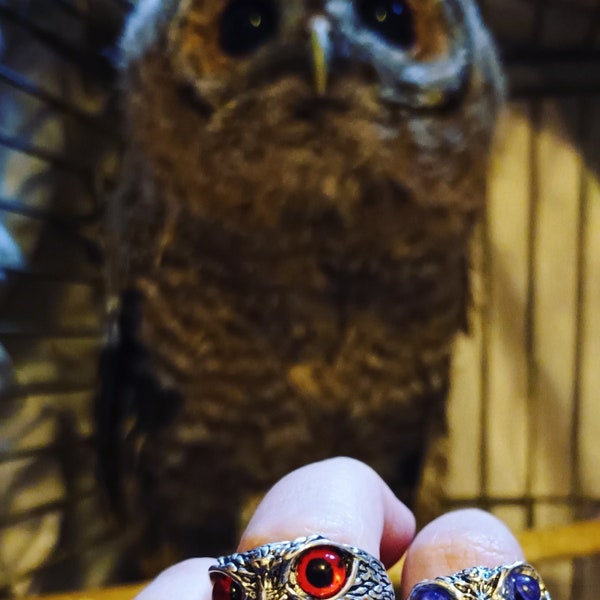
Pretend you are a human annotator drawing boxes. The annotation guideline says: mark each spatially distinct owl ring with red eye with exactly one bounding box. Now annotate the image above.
[209,535,394,600]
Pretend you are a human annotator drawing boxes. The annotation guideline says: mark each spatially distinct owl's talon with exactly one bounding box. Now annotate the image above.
[408,562,552,600]
[209,536,393,600]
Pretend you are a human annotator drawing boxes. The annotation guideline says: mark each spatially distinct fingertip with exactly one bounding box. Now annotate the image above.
[379,481,416,567]
[136,558,217,600]
[239,457,415,567]
[401,509,524,598]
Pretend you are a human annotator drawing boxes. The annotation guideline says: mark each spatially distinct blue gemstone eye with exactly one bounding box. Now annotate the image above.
[506,570,541,600]
[410,584,454,600]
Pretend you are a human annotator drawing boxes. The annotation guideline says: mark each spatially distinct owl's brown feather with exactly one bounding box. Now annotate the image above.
[99,0,504,567]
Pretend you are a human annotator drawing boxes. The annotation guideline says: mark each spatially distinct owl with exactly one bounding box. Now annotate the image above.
[209,535,394,600]
[96,0,504,569]
[409,563,551,600]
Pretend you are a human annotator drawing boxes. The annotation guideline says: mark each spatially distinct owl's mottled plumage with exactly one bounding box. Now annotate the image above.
[97,0,503,566]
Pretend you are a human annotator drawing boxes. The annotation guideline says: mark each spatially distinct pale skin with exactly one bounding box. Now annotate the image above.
[136,457,525,600]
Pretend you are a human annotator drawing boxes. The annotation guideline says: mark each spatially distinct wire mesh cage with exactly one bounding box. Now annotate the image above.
[0,0,131,593]
[0,0,598,598]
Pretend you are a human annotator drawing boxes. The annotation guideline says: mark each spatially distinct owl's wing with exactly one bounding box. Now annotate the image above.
[94,288,183,520]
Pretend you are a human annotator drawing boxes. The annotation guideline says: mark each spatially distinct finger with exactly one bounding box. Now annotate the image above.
[401,509,525,599]
[135,558,216,600]
[238,456,415,568]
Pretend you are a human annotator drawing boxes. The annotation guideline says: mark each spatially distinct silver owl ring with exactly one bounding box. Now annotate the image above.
[408,562,552,600]
[209,535,394,600]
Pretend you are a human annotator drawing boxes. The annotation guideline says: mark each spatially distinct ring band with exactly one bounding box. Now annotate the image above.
[408,562,552,600]
[209,535,394,600]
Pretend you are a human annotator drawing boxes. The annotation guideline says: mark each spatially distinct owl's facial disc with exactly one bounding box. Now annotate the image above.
[326,0,473,109]
[166,0,490,113]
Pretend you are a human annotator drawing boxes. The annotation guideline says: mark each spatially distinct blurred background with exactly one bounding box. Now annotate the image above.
[0,0,598,598]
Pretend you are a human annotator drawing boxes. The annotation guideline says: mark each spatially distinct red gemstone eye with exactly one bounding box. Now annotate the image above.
[296,546,349,599]
[212,573,243,600]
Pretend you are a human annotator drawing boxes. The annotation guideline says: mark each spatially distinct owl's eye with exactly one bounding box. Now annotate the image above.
[219,0,278,57]
[505,568,541,600]
[355,0,416,49]
[409,584,454,600]
[212,573,244,600]
[295,546,349,599]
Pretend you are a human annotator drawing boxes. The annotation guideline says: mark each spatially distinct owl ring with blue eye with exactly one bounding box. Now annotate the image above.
[209,535,394,600]
[408,562,552,600]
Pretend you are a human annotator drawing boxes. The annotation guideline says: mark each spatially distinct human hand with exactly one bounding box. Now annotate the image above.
[135,457,529,600]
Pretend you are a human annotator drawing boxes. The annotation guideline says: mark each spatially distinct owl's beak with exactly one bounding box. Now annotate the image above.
[309,16,332,96]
